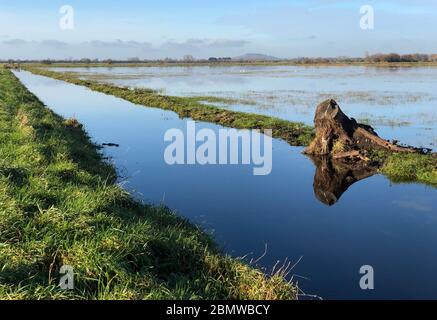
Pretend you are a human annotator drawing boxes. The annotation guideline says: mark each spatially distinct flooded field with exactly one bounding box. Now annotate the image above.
[15,70,437,300]
[50,65,437,150]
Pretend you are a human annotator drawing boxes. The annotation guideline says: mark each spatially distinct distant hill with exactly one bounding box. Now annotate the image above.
[232,53,281,61]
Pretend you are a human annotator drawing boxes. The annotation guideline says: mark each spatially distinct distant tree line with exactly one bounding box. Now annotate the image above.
[364,53,437,63]
[291,53,437,64]
[2,53,437,64]
[292,57,358,64]
[208,57,232,62]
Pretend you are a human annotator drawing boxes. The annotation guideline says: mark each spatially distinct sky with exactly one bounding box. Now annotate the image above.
[1,0,437,60]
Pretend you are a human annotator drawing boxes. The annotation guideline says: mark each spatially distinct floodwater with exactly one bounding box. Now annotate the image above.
[15,70,437,300]
[51,65,437,151]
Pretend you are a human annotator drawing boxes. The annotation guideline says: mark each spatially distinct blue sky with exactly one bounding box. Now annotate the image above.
[1,0,437,59]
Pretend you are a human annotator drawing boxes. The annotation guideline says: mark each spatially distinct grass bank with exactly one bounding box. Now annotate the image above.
[23,67,437,187]
[376,152,437,187]
[0,68,297,300]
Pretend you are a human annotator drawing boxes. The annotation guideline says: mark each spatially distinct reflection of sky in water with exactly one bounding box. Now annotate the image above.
[51,66,437,150]
[16,71,437,300]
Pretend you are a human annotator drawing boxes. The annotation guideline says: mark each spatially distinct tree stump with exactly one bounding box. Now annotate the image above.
[304,99,416,159]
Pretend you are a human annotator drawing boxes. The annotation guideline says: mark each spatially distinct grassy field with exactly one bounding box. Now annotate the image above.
[0,68,298,300]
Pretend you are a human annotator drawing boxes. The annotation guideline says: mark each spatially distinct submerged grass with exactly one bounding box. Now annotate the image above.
[0,68,297,300]
[22,67,437,188]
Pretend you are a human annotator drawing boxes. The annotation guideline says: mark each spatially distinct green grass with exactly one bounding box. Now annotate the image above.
[367,150,437,187]
[0,68,297,300]
[381,153,437,187]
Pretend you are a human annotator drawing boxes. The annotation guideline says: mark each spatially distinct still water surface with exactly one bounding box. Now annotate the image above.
[16,70,437,299]
[51,65,437,151]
